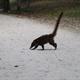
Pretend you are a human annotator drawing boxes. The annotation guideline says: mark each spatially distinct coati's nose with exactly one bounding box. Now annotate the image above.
[30,45,33,50]
[29,47,31,49]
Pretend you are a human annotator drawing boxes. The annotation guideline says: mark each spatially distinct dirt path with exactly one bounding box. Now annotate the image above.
[0,14,80,80]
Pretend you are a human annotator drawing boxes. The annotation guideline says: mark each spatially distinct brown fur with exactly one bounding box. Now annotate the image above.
[30,12,63,50]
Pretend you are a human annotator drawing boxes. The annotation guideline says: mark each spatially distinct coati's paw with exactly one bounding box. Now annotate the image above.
[54,43,57,50]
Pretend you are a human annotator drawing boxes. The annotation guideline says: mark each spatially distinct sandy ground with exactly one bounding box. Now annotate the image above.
[0,14,80,80]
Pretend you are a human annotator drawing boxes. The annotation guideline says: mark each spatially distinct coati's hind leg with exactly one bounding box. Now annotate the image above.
[49,39,57,50]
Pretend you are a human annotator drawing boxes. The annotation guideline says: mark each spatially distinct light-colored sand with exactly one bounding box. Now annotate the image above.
[0,14,80,80]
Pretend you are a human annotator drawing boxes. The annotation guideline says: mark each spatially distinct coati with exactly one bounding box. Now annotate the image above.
[30,12,63,50]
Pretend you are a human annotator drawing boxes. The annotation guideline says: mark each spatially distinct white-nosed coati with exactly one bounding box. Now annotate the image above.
[30,12,63,50]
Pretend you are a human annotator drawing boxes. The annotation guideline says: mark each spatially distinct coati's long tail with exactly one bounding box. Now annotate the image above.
[52,12,63,37]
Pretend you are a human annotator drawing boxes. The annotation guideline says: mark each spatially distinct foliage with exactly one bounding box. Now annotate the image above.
[0,0,80,18]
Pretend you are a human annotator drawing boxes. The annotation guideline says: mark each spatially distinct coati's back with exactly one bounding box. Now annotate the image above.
[32,34,50,44]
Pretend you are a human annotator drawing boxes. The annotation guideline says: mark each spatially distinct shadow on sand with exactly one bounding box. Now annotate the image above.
[36,48,56,51]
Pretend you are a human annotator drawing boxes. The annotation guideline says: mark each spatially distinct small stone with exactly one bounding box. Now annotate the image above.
[14,65,19,67]
[0,58,2,60]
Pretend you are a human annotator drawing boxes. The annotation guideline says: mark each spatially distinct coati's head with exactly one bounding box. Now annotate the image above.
[30,40,36,49]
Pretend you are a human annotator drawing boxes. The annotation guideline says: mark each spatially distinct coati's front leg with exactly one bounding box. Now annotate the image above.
[41,45,44,50]
[49,39,57,50]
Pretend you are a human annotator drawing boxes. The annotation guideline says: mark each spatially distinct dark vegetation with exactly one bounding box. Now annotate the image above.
[0,0,80,23]
[0,0,80,17]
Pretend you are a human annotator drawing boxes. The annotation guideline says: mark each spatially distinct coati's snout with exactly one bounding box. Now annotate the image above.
[30,41,36,49]
[30,45,32,49]
[30,43,34,49]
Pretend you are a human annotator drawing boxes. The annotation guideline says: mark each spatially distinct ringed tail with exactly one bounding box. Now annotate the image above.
[52,12,63,37]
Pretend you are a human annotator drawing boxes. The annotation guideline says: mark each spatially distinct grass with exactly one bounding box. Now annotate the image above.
[5,1,80,19]
[65,8,80,18]
[19,5,80,19]
[37,6,80,18]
